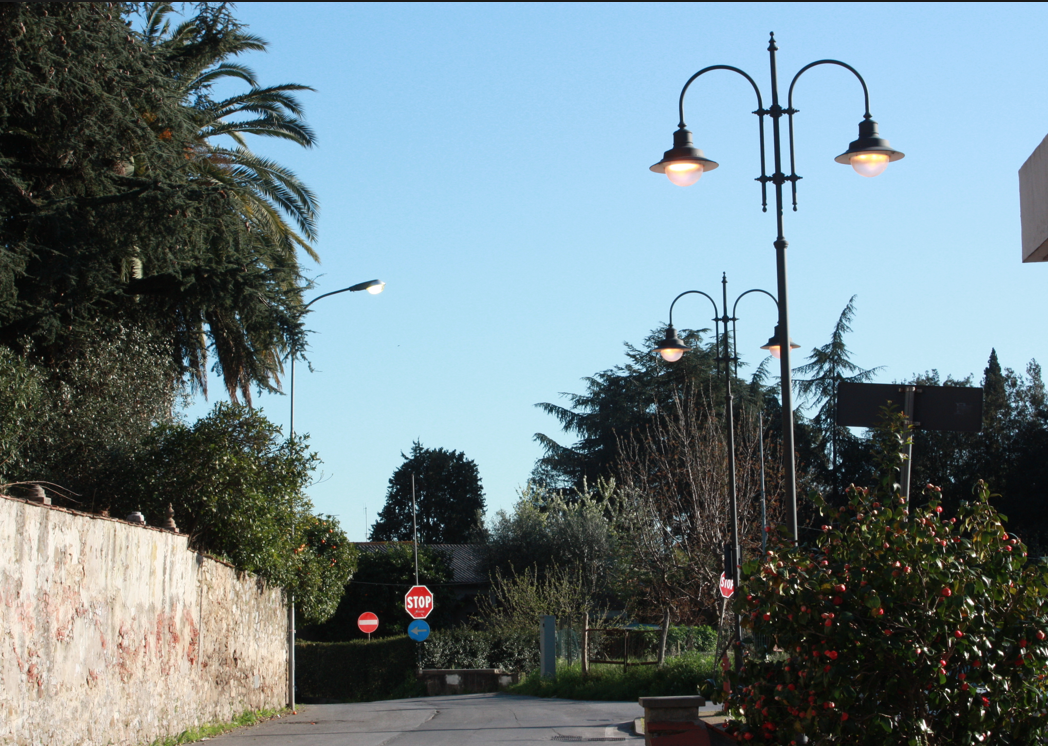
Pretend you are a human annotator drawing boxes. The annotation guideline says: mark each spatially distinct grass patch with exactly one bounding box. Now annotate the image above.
[146,707,288,745]
[508,651,720,701]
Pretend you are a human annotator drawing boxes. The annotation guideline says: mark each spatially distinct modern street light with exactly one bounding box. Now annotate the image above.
[286,277,384,710]
[653,272,785,672]
[650,32,903,541]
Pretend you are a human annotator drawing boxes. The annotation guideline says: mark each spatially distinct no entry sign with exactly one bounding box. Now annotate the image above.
[404,585,434,619]
[357,612,379,635]
[719,572,735,599]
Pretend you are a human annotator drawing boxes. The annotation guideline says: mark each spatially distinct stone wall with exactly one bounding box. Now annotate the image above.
[0,495,288,746]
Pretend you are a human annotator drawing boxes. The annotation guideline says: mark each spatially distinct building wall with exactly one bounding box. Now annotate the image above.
[1019,131,1048,262]
[0,495,288,746]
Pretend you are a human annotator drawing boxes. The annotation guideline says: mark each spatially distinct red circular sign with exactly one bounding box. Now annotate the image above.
[404,585,434,619]
[357,612,379,634]
[719,573,735,599]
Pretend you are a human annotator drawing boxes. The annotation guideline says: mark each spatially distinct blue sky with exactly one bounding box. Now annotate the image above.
[183,2,1048,539]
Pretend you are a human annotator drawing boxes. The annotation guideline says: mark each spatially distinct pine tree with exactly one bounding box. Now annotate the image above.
[370,442,486,544]
[793,296,882,501]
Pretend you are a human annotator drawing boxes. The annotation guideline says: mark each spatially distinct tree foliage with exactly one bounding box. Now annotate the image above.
[486,479,619,603]
[0,2,316,402]
[111,402,355,623]
[726,412,1048,745]
[534,326,770,490]
[370,441,486,544]
[298,542,459,640]
[793,296,881,500]
[0,325,182,500]
[616,385,784,626]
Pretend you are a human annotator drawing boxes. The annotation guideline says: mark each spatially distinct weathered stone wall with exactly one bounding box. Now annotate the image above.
[0,495,288,746]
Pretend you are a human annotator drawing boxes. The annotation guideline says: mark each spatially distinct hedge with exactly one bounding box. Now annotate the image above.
[295,637,422,703]
[295,629,541,703]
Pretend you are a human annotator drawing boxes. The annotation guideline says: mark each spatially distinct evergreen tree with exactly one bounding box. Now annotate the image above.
[533,326,730,490]
[793,296,882,501]
[370,441,486,544]
[0,3,316,403]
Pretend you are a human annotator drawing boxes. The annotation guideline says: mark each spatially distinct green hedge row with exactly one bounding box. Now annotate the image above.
[295,637,423,703]
[295,629,542,703]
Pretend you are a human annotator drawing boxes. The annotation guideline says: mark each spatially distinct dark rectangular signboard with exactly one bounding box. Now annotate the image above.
[836,381,983,433]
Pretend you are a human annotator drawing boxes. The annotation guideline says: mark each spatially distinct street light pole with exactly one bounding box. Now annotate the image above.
[650,33,904,541]
[654,273,781,673]
[286,278,384,711]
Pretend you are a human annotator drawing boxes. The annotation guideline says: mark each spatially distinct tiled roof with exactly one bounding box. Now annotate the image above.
[354,542,489,585]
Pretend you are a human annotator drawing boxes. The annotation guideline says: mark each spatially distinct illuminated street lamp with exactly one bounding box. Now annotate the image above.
[650,33,903,541]
[653,273,782,673]
[287,278,384,710]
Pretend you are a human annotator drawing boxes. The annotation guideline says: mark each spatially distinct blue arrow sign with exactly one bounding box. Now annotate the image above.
[408,619,431,642]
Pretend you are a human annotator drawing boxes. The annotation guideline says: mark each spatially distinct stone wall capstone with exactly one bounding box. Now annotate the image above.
[0,494,288,746]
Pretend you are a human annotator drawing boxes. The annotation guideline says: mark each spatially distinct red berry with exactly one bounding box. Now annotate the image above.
[1037,631,1046,641]
[942,588,952,597]
[955,630,964,638]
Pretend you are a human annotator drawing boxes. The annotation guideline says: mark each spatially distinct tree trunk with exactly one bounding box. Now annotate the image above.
[657,608,671,666]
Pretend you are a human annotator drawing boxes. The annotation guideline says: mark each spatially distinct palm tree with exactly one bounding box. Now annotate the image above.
[134,3,320,402]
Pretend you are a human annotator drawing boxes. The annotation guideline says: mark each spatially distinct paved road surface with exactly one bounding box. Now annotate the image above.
[210,694,645,745]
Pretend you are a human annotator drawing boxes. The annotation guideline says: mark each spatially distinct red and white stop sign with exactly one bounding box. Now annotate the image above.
[719,572,735,599]
[357,612,379,634]
[404,585,434,619]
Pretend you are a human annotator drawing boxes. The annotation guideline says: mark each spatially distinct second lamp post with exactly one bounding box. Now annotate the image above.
[654,273,793,672]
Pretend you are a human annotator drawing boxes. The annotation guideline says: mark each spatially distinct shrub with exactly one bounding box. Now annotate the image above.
[115,403,356,623]
[510,651,719,701]
[419,628,538,672]
[725,414,1048,745]
[295,638,423,702]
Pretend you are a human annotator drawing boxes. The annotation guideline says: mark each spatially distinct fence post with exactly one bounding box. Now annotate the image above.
[540,615,556,678]
[581,612,589,676]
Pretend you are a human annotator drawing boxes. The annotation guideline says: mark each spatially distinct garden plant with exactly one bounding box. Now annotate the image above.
[725,413,1048,745]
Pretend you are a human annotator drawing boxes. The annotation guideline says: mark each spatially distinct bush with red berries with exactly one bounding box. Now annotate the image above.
[724,415,1048,745]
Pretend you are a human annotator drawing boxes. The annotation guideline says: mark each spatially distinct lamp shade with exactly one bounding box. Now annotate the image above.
[834,118,904,177]
[760,324,800,360]
[654,325,689,362]
[650,128,719,186]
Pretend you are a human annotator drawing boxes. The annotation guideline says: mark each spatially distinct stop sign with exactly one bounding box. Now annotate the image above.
[719,572,735,599]
[357,612,379,634]
[404,585,434,619]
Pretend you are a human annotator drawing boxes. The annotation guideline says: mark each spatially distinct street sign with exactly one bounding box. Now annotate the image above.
[837,382,983,432]
[357,612,379,636]
[408,619,431,642]
[719,572,735,599]
[404,585,434,619]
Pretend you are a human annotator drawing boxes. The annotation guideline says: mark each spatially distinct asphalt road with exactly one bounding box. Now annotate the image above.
[210,694,645,745]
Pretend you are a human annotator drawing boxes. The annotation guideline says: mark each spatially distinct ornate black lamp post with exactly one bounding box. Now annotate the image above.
[654,273,790,671]
[286,277,384,710]
[650,33,903,541]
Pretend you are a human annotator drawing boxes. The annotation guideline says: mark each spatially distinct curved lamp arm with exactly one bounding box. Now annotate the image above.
[666,288,718,328]
[675,66,768,208]
[787,59,872,119]
[304,279,385,310]
[730,288,779,377]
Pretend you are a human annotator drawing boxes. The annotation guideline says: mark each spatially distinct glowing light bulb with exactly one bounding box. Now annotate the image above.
[850,152,890,178]
[366,282,386,295]
[766,345,782,360]
[665,162,703,187]
[658,348,685,363]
